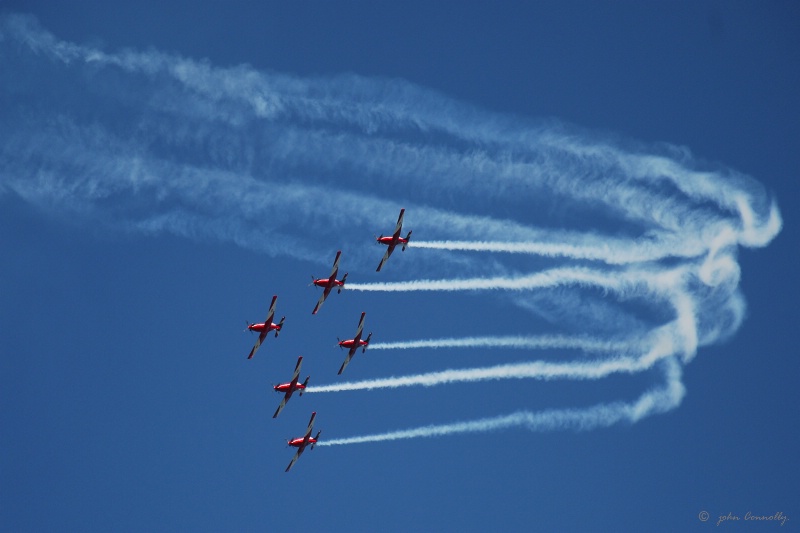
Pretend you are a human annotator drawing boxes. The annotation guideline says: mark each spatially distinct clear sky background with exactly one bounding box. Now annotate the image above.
[1,2,797,531]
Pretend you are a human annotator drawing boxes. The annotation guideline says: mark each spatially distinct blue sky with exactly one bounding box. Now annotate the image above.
[1,2,797,531]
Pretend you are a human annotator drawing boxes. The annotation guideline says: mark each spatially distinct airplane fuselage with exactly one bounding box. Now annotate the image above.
[377,235,409,246]
[248,322,281,333]
[274,382,306,393]
[288,437,317,448]
[313,278,344,288]
[338,339,368,350]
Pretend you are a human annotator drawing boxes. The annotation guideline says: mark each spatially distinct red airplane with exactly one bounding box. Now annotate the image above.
[273,356,309,418]
[311,250,348,314]
[376,208,412,272]
[337,311,372,375]
[246,295,285,359]
[285,412,321,472]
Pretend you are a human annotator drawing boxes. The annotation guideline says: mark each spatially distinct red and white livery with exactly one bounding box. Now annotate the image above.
[376,208,412,272]
[311,250,348,314]
[285,412,321,472]
[245,295,285,359]
[336,311,372,375]
[272,356,309,418]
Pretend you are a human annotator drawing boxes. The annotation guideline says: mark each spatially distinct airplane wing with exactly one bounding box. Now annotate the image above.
[303,412,317,438]
[329,250,342,279]
[312,286,332,315]
[285,447,304,472]
[392,208,405,238]
[273,394,290,419]
[264,295,278,325]
[376,244,395,272]
[290,356,303,383]
[354,312,365,340]
[247,329,269,359]
[338,351,355,375]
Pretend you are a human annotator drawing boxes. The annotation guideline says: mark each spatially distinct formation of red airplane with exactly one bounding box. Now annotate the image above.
[285,411,321,472]
[337,312,372,375]
[273,356,309,418]
[241,209,410,471]
[311,250,348,315]
[245,295,285,359]
[376,208,412,272]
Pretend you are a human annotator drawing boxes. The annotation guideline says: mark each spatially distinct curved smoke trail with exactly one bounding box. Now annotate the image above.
[0,14,781,444]
[319,357,687,446]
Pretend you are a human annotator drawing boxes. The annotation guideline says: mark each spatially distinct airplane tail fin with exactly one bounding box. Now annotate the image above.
[275,316,286,337]
[338,272,348,293]
[299,376,310,395]
[311,430,322,450]
[363,332,372,353]
[402,230,413,251]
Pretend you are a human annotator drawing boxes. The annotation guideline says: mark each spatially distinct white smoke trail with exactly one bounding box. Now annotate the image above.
[308,341,674,393]
[0,14,781,268]
[369,334,635,353]
[0,15,781,445]
[319,356,685,446]
[346,264,689,297]
[308,309,684,394]
[409,238,707,265]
